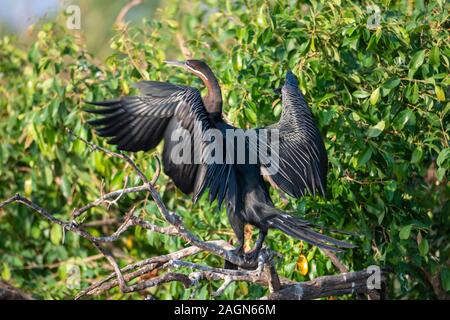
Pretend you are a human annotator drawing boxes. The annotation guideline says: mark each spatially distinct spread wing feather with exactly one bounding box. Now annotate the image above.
[86,81,212,194]
[260,71,328,198]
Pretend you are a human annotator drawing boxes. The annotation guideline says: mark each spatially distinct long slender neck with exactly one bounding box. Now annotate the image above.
[195,68,222,115]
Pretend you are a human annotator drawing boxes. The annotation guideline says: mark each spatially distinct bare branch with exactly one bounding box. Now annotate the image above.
[76,240,229,299]
[0,281,34,300]
[176,33,192,59]
[115,0,143,28]
[0,129,387,300]
[322,249,348,273]
[262,268,390,300]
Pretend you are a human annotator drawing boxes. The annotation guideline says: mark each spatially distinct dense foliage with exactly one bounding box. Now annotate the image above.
[0,0,449,299]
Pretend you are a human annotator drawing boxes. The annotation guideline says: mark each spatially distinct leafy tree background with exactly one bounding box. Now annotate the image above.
[0,0,449,299]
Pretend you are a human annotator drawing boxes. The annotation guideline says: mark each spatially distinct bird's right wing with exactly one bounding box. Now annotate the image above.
[86,81,213,194]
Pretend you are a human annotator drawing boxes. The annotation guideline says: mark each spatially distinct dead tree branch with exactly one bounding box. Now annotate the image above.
[262,268,389,300]
[0,129,388,300]
[0,281,34,300]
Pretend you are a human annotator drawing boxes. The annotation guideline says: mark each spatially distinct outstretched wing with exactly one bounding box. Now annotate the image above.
[86,81,212,194]
[260,71,328,198]
[195,70,328,208]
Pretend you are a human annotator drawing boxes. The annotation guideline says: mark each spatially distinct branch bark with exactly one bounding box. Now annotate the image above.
[262,268,388,300]
[0,281,34,300]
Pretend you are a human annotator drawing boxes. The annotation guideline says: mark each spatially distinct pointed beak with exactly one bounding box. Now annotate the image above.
[164,60,186,68]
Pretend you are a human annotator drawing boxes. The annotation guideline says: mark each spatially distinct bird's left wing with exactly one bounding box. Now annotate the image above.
[256,71,328,198]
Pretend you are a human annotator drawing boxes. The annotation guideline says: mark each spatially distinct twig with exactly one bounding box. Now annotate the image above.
[176,33,192,59]
[115,0,143,28]
[322,249,348,273]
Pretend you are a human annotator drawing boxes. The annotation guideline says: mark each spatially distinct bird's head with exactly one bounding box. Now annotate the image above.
[164,59,213,84]
[164,59,222,113]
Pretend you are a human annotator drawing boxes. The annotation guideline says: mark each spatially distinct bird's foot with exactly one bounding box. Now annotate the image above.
[223,260,238,270]
[223,247,244,270]
[244,249,261,264]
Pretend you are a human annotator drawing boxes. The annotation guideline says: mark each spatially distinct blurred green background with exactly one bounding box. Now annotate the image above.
[0,0,449,299]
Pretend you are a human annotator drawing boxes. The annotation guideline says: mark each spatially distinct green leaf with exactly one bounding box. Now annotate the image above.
[408,83,419,104]
[244,107,257,123]
[317,93,336,104]
[384,180,397,201]
[50,224,62,245]
[429,46,440,67]
[408,50,425,77]
[441,268,450,292]
[399,225,412,240]
[436,168,446,181]
[61,175,71,198]
[367,120,385,138]
[370,87,380,105]
[353,90,370,98]
[418,238,429,256]
[411,147,423,164]
[383,77,400,89]
[437,148,450,167]
[395,109,416,129]
[358,147,373,166]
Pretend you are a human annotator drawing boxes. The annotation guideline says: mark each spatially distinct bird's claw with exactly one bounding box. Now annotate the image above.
[223,247,244,270]
[223,260,238,270]
[243,250,260,264]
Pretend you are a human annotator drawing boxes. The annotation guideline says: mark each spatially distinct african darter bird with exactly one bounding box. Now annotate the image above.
[86,60,354,267]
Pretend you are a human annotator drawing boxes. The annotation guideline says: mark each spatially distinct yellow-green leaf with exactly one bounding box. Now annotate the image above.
[24,178,32,196]
[370,87,380,105]
[367,120,385,138]
[1,263,11,281]
[50,224,62,245]
[435,85,445,101]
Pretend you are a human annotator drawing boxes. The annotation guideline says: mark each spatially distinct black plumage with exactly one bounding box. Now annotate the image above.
[86,60,354,265]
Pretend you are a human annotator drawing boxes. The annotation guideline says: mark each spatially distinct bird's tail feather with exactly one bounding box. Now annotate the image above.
[267,212,356,252]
